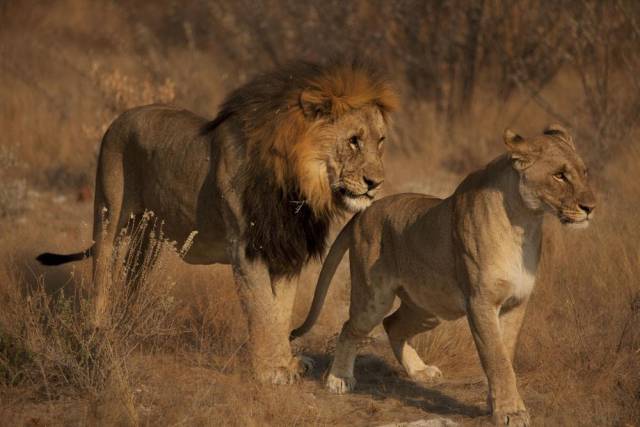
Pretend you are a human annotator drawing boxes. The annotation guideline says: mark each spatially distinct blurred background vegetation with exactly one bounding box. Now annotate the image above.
[0,1,639,425]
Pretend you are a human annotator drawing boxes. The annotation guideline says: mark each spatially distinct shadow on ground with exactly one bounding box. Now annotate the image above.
[303,351,486,420]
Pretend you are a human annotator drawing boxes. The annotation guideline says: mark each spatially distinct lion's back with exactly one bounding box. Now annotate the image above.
[95,105,220,243]
[103,104,209,153]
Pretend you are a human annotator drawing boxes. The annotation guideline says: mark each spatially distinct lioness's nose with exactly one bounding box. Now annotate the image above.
[363,176,383,191]
[579,202,595,215]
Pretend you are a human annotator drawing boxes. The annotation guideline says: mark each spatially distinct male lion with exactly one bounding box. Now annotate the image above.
[37,61,397,384]
[291,125,596,425]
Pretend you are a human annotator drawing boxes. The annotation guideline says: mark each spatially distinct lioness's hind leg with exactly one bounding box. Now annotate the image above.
[383,300,442,382]
[327,272,395,394]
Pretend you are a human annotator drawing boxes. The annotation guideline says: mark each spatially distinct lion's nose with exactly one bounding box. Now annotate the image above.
[579,202,595,215]
[363,176,383,191]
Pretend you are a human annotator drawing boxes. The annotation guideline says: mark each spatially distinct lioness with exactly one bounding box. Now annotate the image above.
[291,125,596,425]
[37,61,397,384]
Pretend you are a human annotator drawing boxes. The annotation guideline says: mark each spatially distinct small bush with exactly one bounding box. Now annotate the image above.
[0,212,193,403]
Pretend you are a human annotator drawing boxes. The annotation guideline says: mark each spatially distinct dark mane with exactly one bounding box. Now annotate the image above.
[241,163,331,278]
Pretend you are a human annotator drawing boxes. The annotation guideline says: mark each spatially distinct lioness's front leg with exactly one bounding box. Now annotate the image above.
[231,254,303,384]
[500,298,529,363]
[467,296,530,426]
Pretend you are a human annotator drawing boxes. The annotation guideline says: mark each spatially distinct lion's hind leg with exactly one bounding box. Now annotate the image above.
[91,136,126,327]
[383,298,443,382]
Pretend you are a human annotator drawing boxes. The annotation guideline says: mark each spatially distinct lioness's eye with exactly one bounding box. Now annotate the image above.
[378,136,386,148]
[553,172,568,182]
[348,135,359,149]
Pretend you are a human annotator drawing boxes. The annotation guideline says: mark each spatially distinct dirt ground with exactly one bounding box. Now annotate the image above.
[1,1,640,426]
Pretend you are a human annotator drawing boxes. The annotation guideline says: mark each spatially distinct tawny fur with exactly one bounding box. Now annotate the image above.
[292,125,596,426]
[37,60,397,385]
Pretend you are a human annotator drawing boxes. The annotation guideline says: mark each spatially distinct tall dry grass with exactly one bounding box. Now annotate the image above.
[0,213,197,423]
[0,0,639,425]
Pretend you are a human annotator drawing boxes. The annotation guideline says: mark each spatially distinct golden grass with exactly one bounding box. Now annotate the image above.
[1,1,639,425]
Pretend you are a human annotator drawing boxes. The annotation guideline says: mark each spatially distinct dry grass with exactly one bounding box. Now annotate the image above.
[0,213,194,424]
[1,1,639,425]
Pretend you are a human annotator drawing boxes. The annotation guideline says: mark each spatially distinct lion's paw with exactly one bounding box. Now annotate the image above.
[410,365,443,382]
[326,373,356,394]
[493,410,530,426]
[256,366,301,385]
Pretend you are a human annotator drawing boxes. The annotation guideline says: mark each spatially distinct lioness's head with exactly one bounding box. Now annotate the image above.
[504,124,596,228]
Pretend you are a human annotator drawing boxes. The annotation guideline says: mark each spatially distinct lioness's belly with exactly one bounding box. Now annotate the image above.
[399,271,467,320]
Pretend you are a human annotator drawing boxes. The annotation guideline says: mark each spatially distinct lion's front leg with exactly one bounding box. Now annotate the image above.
[256,274,312,384]
[467,296,529,426]
[232,259,305,385]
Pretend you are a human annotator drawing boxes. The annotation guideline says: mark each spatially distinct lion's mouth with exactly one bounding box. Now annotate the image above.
[334,186,375,212]
[338,187,374,200]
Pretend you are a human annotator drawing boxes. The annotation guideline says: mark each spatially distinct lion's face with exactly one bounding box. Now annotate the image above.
[505,125,596,228]
[286,66,397,217]
[322,105,388,213]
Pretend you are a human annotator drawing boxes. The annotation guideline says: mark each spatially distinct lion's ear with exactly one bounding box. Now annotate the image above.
[504,129,537,171]
[299,89,331,118]
[543,123,575,150]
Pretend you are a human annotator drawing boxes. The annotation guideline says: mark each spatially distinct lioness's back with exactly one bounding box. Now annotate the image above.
[357,193,443,232]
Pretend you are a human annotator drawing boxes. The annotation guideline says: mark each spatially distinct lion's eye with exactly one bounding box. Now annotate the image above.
[348,136,359,150]
[378,136,386,149]
[553,172,568,182]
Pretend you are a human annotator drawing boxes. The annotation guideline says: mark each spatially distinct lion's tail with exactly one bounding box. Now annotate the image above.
[290,217,355,341]
[36,246,94,266]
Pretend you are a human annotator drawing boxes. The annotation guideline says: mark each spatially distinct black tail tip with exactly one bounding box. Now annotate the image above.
[36,248,91,266]
[36,253,68,266]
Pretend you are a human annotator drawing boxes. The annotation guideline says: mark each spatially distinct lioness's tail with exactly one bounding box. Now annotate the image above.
[290,218,355,340]
[36,246,94,266]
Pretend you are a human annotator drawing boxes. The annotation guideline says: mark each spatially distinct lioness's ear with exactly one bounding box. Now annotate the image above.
[299,89,331,118]
[504,128,537,170]
[543,123,575,150]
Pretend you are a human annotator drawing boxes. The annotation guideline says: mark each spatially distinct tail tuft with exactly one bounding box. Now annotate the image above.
[36,247,93,266]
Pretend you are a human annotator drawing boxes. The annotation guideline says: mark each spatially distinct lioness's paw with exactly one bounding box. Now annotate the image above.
[256,366,300,385]
[410,365,443,382]
[326,373,356,394]
[493,410,530,426]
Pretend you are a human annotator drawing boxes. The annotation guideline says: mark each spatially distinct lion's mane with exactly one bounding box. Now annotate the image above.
[206,61,397,277]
